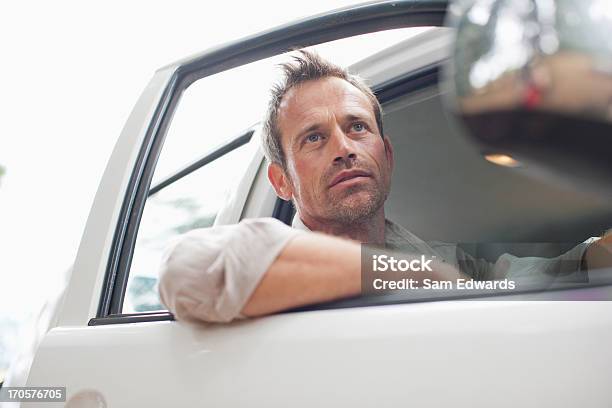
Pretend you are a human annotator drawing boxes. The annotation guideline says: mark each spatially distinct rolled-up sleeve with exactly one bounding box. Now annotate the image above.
[158,217,303,323]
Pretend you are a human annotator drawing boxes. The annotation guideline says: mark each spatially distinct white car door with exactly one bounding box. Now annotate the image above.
[23,2,612,407]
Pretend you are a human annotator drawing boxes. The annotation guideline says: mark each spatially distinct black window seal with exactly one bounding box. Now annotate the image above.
[89,312,174,326]
[148,127,254,197]
[96,73,181,320]
[95,0,450,322]
[375,62,441,104]
[272,199,296,226]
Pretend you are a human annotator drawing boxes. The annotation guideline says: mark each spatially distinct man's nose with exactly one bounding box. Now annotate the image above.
[330,126,356,164]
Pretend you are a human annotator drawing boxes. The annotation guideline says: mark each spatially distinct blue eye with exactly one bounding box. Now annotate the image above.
[306,134,322,143]
[352,123,365,132]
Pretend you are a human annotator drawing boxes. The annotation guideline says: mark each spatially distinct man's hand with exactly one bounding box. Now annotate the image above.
[583,231,612,271]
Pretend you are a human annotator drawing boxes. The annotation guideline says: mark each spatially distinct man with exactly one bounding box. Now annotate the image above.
[158,50,607,323]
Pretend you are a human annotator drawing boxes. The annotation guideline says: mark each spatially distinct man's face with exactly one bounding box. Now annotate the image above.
[273,76,393,225]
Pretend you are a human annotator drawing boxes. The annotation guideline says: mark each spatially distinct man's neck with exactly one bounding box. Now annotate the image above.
[297,211,386,245]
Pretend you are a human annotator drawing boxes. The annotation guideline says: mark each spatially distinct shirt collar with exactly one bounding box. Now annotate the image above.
[291,214,311,231]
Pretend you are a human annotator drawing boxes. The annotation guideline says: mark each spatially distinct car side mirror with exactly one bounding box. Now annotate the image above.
[444,0,612,196]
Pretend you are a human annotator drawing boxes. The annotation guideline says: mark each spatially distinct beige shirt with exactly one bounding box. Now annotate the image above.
[159,216,595,323]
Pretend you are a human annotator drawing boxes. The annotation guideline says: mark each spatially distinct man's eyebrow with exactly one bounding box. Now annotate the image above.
[344,113,369,122]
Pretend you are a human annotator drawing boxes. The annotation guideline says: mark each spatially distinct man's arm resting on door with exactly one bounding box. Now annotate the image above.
[158,218,462,323]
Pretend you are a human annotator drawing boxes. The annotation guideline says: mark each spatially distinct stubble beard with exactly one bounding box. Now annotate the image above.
[325,182,387,225]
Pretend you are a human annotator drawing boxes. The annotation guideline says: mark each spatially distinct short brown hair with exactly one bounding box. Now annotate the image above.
[261,50,384,168]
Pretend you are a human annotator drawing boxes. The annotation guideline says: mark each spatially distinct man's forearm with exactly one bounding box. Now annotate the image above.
[241,232,361,316]
[242,232,465,317]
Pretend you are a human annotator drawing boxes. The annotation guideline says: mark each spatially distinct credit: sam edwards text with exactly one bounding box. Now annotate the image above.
[372,278,517,290]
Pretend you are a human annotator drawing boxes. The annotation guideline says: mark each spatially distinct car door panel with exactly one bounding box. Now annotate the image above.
[25,299,612,407]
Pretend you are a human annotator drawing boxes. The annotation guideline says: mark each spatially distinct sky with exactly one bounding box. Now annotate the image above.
[0,0,376,325]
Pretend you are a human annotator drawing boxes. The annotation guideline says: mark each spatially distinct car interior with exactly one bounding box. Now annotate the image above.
[270,28,612,262]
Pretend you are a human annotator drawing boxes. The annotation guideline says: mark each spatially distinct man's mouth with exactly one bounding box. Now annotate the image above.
[328,169,372,188]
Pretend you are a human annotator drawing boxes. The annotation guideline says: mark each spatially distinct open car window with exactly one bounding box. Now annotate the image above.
[118,24,612,317]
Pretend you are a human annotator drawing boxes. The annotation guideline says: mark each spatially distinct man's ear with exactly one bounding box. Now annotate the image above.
[267,162,294,201]
[383,135,395,174]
